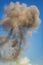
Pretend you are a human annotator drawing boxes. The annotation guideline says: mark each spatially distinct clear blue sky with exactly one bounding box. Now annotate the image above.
[0,0,43,65]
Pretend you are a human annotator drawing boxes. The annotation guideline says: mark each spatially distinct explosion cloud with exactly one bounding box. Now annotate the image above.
[0,2,41,61]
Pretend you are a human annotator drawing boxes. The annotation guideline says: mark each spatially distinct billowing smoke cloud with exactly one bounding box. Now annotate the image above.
[1,2,41,30]
[0,2,41,61]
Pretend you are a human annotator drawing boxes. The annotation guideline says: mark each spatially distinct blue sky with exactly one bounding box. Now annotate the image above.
[0,0,43,65]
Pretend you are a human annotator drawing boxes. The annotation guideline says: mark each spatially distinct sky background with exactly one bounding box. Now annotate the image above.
[0,0,43,65]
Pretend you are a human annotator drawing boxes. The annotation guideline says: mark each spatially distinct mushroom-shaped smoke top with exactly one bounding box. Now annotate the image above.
[0,2,41,61]
[2,2,41,30]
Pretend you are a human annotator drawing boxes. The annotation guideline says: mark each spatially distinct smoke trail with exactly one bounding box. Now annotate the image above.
[0,2,41,61]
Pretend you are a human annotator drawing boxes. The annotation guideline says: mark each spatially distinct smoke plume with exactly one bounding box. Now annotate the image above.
[0,2,41,61]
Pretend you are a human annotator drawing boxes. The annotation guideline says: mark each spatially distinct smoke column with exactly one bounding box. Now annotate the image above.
[0,2,41,61]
